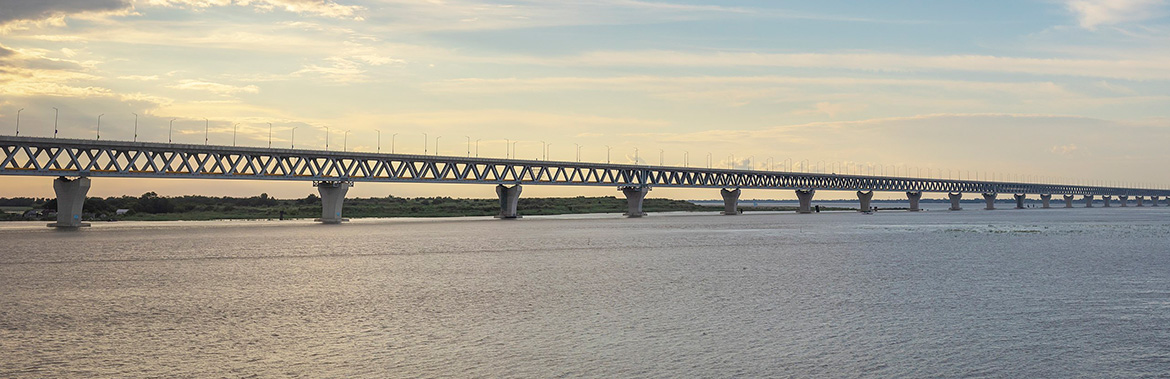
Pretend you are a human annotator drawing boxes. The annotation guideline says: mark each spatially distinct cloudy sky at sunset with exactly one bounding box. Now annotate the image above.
[1,0,1168,199]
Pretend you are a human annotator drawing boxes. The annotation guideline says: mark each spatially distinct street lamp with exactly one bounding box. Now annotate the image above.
[706,152,711,169]
[169,118,176,143]
[268,122,273,148]
[683,151,689,167]
[15,108,23,136]
[132,113,139,142]
[506,139,511,158]
[605,145,612,164]
[391,133,397,153]
[476,139,481,157]
[465,136,470,157]
[634,147,639,164]
[434,135,441,155]
[575,143,582,162]
[423,133,427,155]
[343,130,350,152]
[204,118,209,145]
[52,107,58,138]
[97,114,103,140]
[659,149,664,166]
[511,141,518,158]
[290,127,298,149]
[375,129,381,153]
[323,125,331,151]
[540,141,546,160]
[232,123,239,146]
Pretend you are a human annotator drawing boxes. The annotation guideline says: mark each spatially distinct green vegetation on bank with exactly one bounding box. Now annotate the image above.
[2,193,731,221]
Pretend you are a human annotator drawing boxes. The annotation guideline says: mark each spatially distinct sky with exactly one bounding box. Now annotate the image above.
[1,0,1168,200]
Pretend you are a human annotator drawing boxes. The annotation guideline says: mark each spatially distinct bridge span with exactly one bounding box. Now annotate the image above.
[2,135,1167,227]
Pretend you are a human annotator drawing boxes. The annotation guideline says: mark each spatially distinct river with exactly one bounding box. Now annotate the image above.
[2,207,1168,377]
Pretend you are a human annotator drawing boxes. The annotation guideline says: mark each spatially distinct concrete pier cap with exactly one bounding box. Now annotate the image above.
[795,189,816,214]
[1102,195,1112,208]
[1040,194,1052,209]
[47,176,92,228]
[1013,193,1026,209]
[1136,196,1144,207]
[314,181,353,224]
[856,190,874,212]
[982,193,997,210]
[495,183,523,219]
[948,192,963,211]
[1084,195,1095,208]
[1151,196,1159,207]
[906,191,923,212]
[1063,195,1075,208]
[720,188,742,215]
[1118,195,1129,207]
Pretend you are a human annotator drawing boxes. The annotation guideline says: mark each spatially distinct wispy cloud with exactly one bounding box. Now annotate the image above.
[168,79,259,95]
[142,0,365,20]
[1064,0,1168,29]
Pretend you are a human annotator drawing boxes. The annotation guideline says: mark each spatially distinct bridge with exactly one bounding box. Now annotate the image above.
[2,135,1167,227]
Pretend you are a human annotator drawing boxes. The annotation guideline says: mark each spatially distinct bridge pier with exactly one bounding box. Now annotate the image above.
[1063,195,1074,208]
[1014,194,1026,209]
[1136,196,1144,207]
[1084,195,1094,208]
[495,184,523,219]
[857,190,874,212]
[314,181,352,224]
[948,192,963,211]
[47,176,92,228]
[1040,194,1052,208]
[1102,195,1112,208]
[720,188,741,215]
[795,189,815,214]
[1151,196,1159,207]
[621,186,649,217]
[1118,195,1128,207]
[983,193,997,210]
[906,191,922,212]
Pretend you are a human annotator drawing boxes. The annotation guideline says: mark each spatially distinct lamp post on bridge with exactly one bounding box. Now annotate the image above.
[232,123,239,146]
[476,139,481,157]
[511,141,518,159]
[540,141,547,160]
[133,113,138,142]
[343,130,351,152]
[505,139,511,158]
[634,147,639,165]
[706,152,711,169]
[465,136,470,157]
[391,133,397,153]
[204,118,209,145]
[97,114,103,140]
[375,129,381,153]
[290,127,297,149]
[660,149,664,166]
[683,151,689,167]
[323,125,331,151]
[268,123,273,148]
[606,145,612,164]
[169,118,176,143]
[434,135,440,155]
[52,107,59,138]
[575,143,582,162]
[15,108,23,136]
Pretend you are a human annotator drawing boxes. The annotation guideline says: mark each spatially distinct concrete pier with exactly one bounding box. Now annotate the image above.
[621,186,649,217]
[857,190,874,212]
[1136,196,1144,207]
[47,176,91,228]
[983,193,997,210]
[1085,195,1094,208]
[1102,195,1112,208]
[1118,195,1129,207]
[1063,195,1074,208]
[495,184,523,219]
[1151,196,1159,207]
[948,192,963,211]
[1040,194,1052,208]
[315,181,352,224]
[720,188,741,215]
[795,189,815,214]
[1014,194,1026,209]
[906,191,922,212]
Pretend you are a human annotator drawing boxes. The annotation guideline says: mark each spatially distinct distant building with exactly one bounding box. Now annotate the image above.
[116,209,130,215]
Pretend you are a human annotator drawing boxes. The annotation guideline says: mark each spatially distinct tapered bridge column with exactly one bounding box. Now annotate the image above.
[1136,196,1144,207]
[1014,194,1026,209]
[720,188,741,215]
[1040,194,1052,208]
[983,193,997,210]
[1102,195,1112,208]
[621,186,649,217]
[47,176,92,228]
[948,192,963,211]
[1063,195,1074,208]
[1084,195,1094,208]
[906,191,922,212]
[795,189,815,214]
[315,181,352,224]
[1118,195,1129,207]
[495,184,523,219]
[857,190,874,212]
[1151,196,1159,207]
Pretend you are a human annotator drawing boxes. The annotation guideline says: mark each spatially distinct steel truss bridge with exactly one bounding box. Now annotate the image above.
[2,135,1167,226]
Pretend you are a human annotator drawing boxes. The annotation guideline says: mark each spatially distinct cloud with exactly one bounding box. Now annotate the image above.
[1065,0,1168,29]
[169,79,260,95]
[118,74,160,81]
[1051,143,1079,155]
[0,0,130,26]
[143,0,365,20]
[792,102,867,118]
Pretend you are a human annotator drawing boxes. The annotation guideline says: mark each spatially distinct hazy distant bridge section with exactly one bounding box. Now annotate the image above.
[2,135,1167,227]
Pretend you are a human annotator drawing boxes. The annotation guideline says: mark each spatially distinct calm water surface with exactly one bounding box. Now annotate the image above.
[2,208,1169,377]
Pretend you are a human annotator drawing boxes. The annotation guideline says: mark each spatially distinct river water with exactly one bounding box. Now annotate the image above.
[2,207,1169,377]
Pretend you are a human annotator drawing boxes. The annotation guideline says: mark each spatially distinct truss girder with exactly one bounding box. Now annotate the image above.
[1,136,1166,197]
